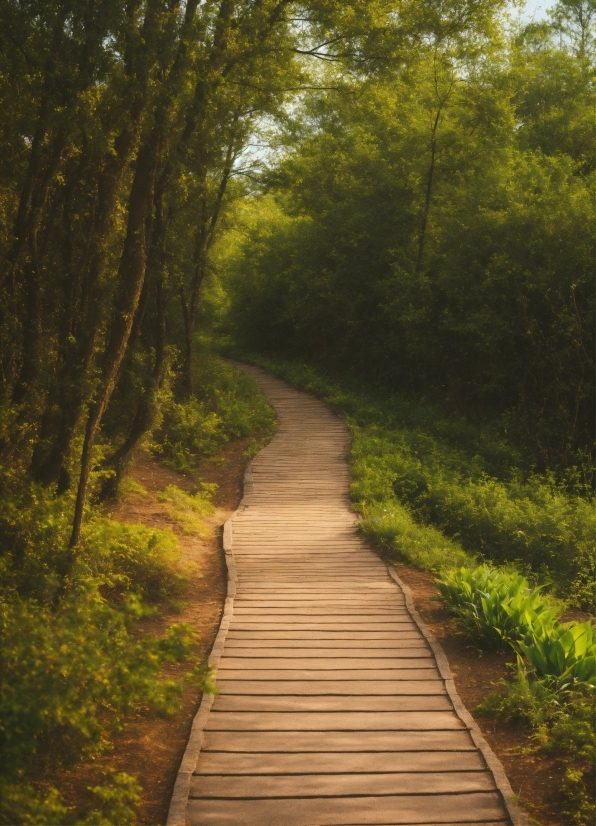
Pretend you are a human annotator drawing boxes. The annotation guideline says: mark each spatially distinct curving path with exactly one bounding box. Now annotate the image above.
[168,366,525,826]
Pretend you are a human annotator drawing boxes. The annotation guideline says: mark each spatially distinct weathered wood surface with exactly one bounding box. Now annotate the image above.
[174,366,522,825]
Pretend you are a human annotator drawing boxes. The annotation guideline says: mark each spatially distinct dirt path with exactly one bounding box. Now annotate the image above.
[170,366,527,826]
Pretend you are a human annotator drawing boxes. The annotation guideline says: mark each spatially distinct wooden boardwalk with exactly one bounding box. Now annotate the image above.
[169,366,523,826]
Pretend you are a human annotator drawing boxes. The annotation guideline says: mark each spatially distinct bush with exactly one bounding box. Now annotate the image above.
[151,352,276,472]
[478,667,595,826]
[156,484,216,538]
[436,566,558,650]
[0,348,273,822]
[519,621,596,689]
[83,518,187,601]
[0,457,201,824]
[0,587,195,786]
[359,503,473,572]
[232,354,595,608]
[437,565,595,688]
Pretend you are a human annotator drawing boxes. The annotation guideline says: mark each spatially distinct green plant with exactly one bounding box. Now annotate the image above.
[519,621,596,689]
[80,771,142,826]
[0,779,68,826]
[359,503,473,572]
[157,484,216,538]
[436,566,558,650]
[83,518,187,602]
[478,667,595,826]
[476,661,555,729]
[151,353,276,472]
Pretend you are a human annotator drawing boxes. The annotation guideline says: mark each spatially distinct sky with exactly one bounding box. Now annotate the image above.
[520,0,555,21]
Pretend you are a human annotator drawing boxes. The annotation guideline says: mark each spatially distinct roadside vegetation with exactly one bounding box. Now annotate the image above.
[219,353,595,823]
[213,11,595,816]
[0,352,275,825]
[437,567,595,825]
[1,0,593,822]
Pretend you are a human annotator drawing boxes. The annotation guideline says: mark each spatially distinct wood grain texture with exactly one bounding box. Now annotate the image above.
[170,365,524,826]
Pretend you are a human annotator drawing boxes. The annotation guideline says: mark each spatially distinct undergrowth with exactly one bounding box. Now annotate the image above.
[478,667,595,825]
[0,495,198,825]
[0,350,276,824]
[157,483,217,538]
[151,350,276,472]
[227,352,595,610]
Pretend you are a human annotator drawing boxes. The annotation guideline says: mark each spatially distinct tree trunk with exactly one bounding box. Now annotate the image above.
[99,274,167,500]
[69,130,160,549]
[415,106,441,274]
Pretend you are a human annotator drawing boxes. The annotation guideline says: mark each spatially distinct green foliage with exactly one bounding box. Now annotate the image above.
[0,780,68,826]
[476,660,559,728]
[152,353,276,472]
[519,621,596,689]
[437,565,595,686]
[0,345,276,822]
[0,589,194,772]
[234,355,595,608]
[220,14,594,471]
[157,484,216,538]
[436,567,558,650]
[478,666,595,825]
[79,771,142,826]
[83,518,187,602]
[360,504,473,572]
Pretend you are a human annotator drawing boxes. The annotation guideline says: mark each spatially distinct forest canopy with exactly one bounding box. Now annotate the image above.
[219,0,595,475]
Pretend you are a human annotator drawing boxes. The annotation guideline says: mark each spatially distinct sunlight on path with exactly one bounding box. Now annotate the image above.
[172,366,522,826]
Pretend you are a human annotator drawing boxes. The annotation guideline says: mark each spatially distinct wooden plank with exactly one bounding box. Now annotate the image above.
[216,679,446,695]
[218,657,433,669]
[213,695,452,712]
[205,710,465,731]
[187,792,506,825]
[225,631,425,641]
[224,640,428,649]
[221,647,432,657]
[194,750,485,775]
[228,623,420,632]
[190,771,495,798]
[216,668,440,681]
[232,607,409,613]
[201,729,475,753]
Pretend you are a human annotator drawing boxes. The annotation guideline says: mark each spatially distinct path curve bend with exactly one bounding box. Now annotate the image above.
[168,365,526,826]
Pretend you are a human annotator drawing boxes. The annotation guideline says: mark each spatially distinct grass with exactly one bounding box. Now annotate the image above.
[156,484,216,539]
[221,349,595,825]
[227,352,595,610]
[150,350,277,473]
[0,348,277,825]
[478,667,595,825]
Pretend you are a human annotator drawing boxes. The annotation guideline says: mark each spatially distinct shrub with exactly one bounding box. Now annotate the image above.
[232,354,595,608]
[83,518,187,602]
[359,504,473,571]
[519,621,596,689]
[151,353,276,472]
[156,484,216,538]
[436,566,558,650]
[478,666,595,826]
[0,588,195,782]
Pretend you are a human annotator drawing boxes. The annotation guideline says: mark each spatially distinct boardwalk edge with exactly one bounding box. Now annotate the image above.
[165,462,250,826]
[386,564,530,826]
